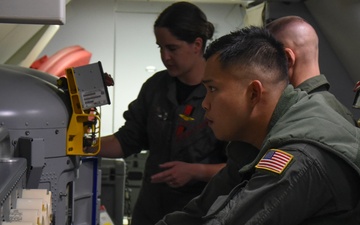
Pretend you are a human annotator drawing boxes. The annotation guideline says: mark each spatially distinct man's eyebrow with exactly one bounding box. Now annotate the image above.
[202,79,212,84]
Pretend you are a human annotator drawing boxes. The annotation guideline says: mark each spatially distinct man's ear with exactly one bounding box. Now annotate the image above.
[285,48,295,68]
[247,80,263,105]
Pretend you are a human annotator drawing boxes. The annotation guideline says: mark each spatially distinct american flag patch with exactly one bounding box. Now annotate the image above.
[255,149,293,174]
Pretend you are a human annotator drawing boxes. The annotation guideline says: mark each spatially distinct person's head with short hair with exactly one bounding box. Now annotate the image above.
[202,26,288,148]
[153,2,215,85]
[266,16,320,87]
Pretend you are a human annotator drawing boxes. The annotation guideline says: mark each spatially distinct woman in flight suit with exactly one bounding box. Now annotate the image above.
[97,2,227,225]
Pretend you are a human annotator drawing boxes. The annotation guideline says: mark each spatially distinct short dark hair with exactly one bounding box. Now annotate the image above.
[204,26,288,83]
[154,1,214,50]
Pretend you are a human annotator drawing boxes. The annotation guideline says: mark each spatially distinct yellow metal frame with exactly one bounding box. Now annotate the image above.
[65,68,101,156]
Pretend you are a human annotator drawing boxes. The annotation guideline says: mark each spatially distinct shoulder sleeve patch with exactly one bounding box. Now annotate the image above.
[255,149,293,174]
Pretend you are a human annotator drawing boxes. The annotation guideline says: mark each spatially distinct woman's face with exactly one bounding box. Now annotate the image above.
[154,27,200,78]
